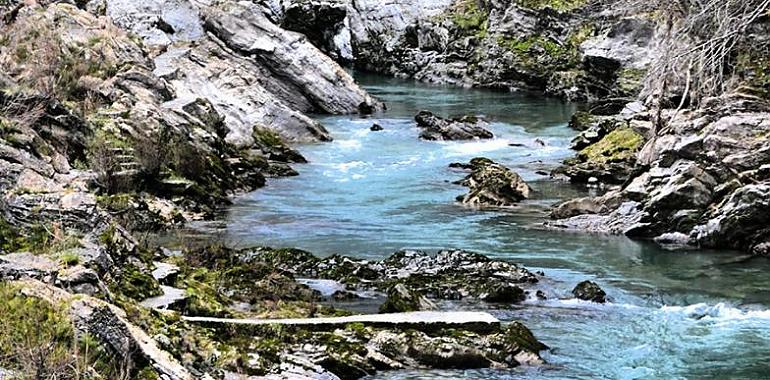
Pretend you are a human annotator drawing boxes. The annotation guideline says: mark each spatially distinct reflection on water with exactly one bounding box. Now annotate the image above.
[173,74,770,379]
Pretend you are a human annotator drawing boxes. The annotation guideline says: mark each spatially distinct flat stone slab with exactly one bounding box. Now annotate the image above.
[182,311,500,334]
[151,262,180,282]
[141,286,187,310]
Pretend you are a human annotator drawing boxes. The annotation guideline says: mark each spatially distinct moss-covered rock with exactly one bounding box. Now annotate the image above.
[449,0,489,36]
[115,264,163,301]
[557,126,644,184]
[454,157,532,206]
[379,283,437,313]
[516,0,587,12]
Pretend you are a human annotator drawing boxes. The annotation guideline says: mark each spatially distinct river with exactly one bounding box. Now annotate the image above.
[198,74,770,379]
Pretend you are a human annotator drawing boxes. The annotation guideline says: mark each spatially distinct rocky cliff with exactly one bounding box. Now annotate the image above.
[548,1,770,254]
[272,0,770,254]
[274,0,658,101]
[0,1,550,379]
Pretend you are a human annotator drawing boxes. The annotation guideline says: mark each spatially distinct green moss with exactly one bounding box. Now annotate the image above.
[567,24,594,46]
[567,111,598,131]
[178,268,232,317]
[617,67,646,95]
[735,50,770,99]
[14,45,29,61]
[516,0,587,12]
[0,220,81,255]
[500,322,549,353]
[497,34,579,71]
[450,0,489,36]
[577,127,643,164]
[252,126,285,149]
[0,218,24,253]
[58,251,81,267]
[114,264,163,301]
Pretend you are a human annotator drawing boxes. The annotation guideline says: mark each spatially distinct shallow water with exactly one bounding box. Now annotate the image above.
[206,75,770,379]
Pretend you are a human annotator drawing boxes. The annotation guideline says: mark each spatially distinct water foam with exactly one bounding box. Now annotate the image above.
[441,138,513,157]
[336,139,363,150]
[661,303,770,321]
[296,278,346,296]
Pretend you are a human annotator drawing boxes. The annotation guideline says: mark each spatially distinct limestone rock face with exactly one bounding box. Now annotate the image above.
[278,0,660,100]
[99,0,383,145]
[455,158,531,206]
[415,111,493,141]
[551,98,770,253]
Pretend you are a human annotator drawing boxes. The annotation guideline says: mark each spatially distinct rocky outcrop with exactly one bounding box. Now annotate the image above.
[415,110,493,140]
[551,97,770,253]
[252,247,542,303]
[276,0,659,100]
[16,279,198,380]
[100,0,382,146]
[555,122,647,184]
[454,158,531,206]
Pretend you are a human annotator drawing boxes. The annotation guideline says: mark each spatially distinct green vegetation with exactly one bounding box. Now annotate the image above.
[617,67,646,95]
[449,0,489,36]
[115,264,163,301]
[577,127,644,164]
[252,126,285,149]
[0,283,75,378]
[516,0,587,12]
[0,219,81,255]
[58,251,81,267]
[736,50,770,99]
[497,34,580,71]
[0,283,161,378]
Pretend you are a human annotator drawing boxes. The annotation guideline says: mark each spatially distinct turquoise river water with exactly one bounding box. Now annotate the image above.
[198,75,770,379]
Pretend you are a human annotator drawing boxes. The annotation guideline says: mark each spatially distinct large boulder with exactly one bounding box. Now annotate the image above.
[415,111,494,141]
[455,158,531,206]
[572,281,606,303]
[556,126,645,184]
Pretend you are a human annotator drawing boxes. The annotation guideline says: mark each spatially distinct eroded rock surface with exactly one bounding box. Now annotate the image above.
[454,158,532,206]
[276,0,660,100]
[551,97,770,253]
[572,280,607,303]
[415,110,493,140]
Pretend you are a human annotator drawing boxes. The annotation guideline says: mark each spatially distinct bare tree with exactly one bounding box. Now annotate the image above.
[616,0,770,130]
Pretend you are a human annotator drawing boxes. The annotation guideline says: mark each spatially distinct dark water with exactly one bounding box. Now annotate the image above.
[203,75,770,379]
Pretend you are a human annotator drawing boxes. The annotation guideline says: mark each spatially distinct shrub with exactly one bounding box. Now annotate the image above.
[0,282,77,379]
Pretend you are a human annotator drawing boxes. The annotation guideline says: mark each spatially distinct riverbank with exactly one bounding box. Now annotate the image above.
[2,0,770,379]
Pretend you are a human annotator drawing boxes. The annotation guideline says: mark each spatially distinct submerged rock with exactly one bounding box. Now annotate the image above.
[370,123,384,131]
[455,158,532,206]
[415,111,493,141]
[572,281,607,303]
